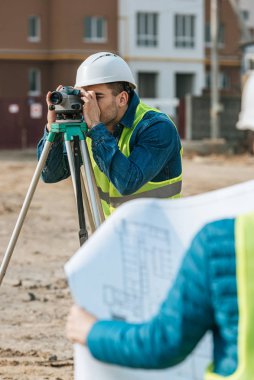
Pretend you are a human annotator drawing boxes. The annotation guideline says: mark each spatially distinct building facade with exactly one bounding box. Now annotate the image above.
[0,0,118,98]
[0,0,118,148]
[204,0,254,96]
[1,0,253,148]
[119,0,205,117]
[239,0,254,73]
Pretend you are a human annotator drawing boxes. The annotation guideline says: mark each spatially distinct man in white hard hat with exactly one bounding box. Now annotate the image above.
[37,52,182,218]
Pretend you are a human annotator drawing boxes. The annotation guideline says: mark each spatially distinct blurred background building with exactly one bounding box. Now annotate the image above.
[118,0,205,117]
[0,0,253,149]
[0,0,118,148]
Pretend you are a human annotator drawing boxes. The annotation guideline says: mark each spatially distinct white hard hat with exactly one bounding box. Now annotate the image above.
[237,71,254,131]
[75,52,136,89]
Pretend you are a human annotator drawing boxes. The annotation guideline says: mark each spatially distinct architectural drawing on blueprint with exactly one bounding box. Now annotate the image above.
[103,219,175,321]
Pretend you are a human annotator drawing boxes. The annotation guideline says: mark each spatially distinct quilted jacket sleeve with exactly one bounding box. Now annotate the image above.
[86,222,219,369]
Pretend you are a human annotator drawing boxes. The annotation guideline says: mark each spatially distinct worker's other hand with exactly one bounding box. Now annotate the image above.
[66,304,97,345]
[46,85,63,132]
[79,89,101,129]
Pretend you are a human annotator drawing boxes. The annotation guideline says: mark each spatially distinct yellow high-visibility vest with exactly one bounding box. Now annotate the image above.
[205,211,254,380]
[87,101,182,218]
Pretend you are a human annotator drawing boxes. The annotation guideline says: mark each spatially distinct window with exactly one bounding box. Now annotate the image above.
[176,73,194,98]
[219,72,230,90]
[205,23,225,47]
[28,68,41,96]
[138,72,157,98]
[137,12,158,47]
[84,16,107,42]
[175,14,195,48]
[205,71,230,90]
[28,15,41,42]
[241,10,249,22]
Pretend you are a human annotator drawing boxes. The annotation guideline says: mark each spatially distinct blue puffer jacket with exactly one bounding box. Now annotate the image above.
[87,219,238,376]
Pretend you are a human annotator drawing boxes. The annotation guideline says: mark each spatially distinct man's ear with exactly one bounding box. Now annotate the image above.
[118,91,129,107]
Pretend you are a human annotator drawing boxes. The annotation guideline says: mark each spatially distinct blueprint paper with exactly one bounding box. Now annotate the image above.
[65,180,254,380]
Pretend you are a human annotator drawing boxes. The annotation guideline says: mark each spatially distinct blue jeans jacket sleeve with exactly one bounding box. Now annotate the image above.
[87,223,216,369]
[37,128,71,182]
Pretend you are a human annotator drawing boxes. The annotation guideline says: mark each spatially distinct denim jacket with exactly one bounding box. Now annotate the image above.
[37,92,182,195]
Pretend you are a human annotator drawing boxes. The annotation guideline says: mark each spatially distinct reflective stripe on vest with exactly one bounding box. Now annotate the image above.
[205,211,254,380]
[97,180,182,208]
[86,100,182,217]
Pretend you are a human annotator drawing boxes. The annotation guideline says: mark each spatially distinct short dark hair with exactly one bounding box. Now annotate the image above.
[106,81,134,96]
[106,82,134,105]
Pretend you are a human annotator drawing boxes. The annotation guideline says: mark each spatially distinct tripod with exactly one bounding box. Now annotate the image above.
[0,120,104,285]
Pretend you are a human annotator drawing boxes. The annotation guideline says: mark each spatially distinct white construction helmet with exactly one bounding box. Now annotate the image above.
[237,70,254,131]
[75,52,136,89]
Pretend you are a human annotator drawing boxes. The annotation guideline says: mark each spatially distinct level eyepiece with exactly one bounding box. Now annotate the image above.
[49,91,63,105]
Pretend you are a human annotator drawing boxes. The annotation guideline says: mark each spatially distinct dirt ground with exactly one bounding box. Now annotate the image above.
[1,150,254,380]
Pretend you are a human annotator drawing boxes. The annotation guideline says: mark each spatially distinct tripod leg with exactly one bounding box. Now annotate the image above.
[80,177,96,234]
[80,150,105,226]
[0,140,53,285]
[65,141,96,234]
[79,139,104,229]
[65,140,77,197]
[73,137,88,246]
